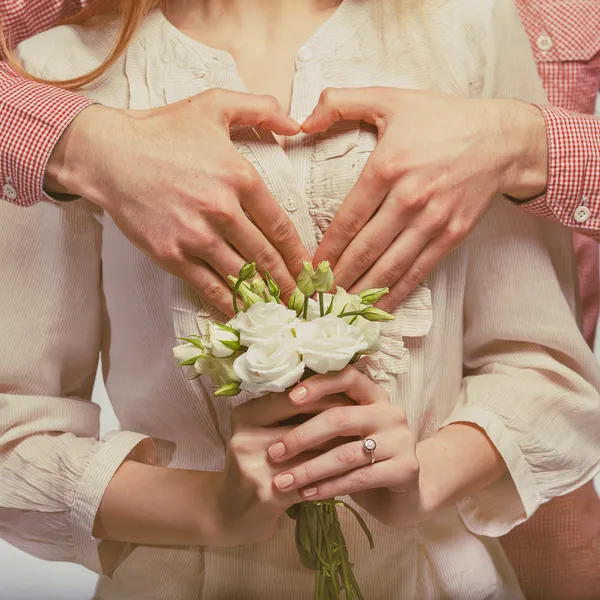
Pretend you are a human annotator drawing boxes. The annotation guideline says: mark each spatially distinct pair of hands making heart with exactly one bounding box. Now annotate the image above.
[60,85,530,315]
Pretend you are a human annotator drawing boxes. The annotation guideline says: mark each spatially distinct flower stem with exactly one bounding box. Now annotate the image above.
[319,292,325,317]
[303,296,310,320]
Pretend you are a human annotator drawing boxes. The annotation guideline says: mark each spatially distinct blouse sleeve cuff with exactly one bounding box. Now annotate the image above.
[518,105,600,237]
[71,431,155,575]
[442,406,541,537]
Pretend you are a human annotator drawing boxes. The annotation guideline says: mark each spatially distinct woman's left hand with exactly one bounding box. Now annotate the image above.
[267,366,421,526]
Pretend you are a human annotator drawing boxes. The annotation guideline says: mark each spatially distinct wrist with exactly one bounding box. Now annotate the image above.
[44,104,128,207]
[492,99,549,201]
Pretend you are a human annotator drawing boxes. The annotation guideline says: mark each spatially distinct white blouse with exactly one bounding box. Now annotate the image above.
[2,0,600,598]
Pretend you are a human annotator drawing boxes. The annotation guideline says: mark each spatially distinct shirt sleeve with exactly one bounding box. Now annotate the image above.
[0,198,155,575]
[442,0,600,537]
[522,106,600,241]
[0,0,94,207]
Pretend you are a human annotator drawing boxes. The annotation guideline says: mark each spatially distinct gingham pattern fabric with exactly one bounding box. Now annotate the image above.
[516,0,600,238]
[0,0,93,207]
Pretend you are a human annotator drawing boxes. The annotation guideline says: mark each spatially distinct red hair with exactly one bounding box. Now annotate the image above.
[1,0,161,90]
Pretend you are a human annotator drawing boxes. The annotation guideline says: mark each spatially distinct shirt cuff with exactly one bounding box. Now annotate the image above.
[0,65,95,207]
[442,406,541,538]
[518,106,600,236]
[71,430,155,575]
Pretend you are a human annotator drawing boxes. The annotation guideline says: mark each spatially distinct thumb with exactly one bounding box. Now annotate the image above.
[220,91,300,135]
[302,87,388,134]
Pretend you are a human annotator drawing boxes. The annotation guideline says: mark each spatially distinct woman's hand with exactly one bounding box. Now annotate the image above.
[266,366,423,526]
[216,390,351,546]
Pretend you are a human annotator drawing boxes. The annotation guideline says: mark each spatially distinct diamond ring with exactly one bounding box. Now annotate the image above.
[362,438,377,465]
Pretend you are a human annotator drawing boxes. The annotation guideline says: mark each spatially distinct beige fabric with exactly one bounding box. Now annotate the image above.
[1,0,599,598]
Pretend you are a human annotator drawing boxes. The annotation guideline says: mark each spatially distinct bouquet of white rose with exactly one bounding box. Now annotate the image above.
[173,260,394,600]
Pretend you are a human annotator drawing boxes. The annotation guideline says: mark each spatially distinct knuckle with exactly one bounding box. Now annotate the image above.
[231,162,261,193]
[444,218,469,244]
[229,433,253,456]
[319,87,338,107]
[269,217,297,247]
[400,266,426,289]
[404,455,421,480]
[253,245,278,271]
[335,212,362,240]
[286,428,304,453]
[374,156,403,184]
[336,444,360,467]
[200,278,225,304]
[327,407,350,431]
[350,468,370,489]
[261,94,280,113]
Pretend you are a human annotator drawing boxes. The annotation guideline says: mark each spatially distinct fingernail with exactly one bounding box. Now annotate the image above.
[303,487,318,498]
[274,473,295,490]
[289,387,307,403]
[268,442,286,460]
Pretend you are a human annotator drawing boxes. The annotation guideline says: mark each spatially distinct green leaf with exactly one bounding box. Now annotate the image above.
[177,356,201,366]
[219,339,242,352]
[178,336,204,349]
[214,323,240,336]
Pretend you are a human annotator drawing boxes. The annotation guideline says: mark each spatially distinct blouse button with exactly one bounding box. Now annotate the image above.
[574,205,591,224]
[284,196,299,212]
[2,183,17,201]
[536,33,553,52]
[296,46,312,63]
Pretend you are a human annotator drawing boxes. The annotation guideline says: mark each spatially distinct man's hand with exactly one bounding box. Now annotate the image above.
[46,89,310,315]
[305,88,548,308]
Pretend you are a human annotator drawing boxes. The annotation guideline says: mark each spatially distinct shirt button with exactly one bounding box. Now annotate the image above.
[296,46,312,63]
[536,33,553,52]
[574,205,591,224]
[3,183,17,201]
[284,196,299,212]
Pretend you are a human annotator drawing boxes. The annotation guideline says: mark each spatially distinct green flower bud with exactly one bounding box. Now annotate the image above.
[287,286,306,316]
[359,287,389,304]
[238,285,264,309]
[312,261,334,293]
[264,270,281,301]
[238,262,256,282]
[296,261,316,296]
[359,306,395,322]
[250,278,267,296]
[214,382,241,397]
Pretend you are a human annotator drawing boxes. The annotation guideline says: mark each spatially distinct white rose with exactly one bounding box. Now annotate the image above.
[306,287,363,322]
[233,302,299,346]
[353,317,382,354]
[206,321,239,358]
[233,331,305,395]
[296,314,369,373]
[173,342,203,364]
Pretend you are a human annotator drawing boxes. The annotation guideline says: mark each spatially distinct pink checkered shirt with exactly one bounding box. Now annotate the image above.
[0,0,92,207]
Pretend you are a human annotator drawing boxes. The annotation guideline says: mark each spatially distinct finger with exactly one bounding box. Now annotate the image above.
[298,457,418,501]
[176,258,240,316]
[331,197,405,290]
[288,365,389,406]
[237,391,352,428]
[268,403,401,462]
[219,91,301,135]
[187,234,246,281]
[226,207,305,299]
[301,87,388,134]
[348,224,432,295]
[272,437,395,491]
[313,150,389,271]
[377,232,460,309]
